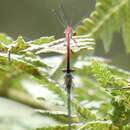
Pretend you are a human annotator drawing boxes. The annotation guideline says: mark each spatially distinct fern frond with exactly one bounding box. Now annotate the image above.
[111,93,130,127]
[11,36,29,53]
[0,53,43,78]
[31,36,55,45]
[0,34,69,102]
[0,53,67,102]
[0,33,13,45]
[72,100,97,121]
[90,61,128,88]
[123,3,130,53]
[76,0,130,52]
[36,110,79,123]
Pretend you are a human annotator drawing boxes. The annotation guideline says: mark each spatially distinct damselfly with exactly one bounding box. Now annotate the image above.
[53,5,77,130]
[33,6,94,130]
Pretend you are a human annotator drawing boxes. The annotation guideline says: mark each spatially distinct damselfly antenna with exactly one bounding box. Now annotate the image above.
[52,9,66,28]
[52,4,73,29]
[59,4,69,26]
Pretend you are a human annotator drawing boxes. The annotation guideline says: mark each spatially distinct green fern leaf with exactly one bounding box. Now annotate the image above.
[0,53,67,104]
[76,0,129,52]
[73,100,97,121]
[22,56,49,68]
[123,3,130,53]
[36,110,79,123]
[91,61,113,87]
[32,36,55,45]
[0,53,43,78]
[0,42,8,52]
[91,61,128,88]
[0,33,13,45]
[11,36,30,53]
[111,93,130,128]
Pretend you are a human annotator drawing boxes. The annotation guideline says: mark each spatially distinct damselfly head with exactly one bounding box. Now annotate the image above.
[65,25,73,35]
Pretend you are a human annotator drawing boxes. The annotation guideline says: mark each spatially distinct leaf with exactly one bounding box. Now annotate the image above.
[1,52,67,103]
[34,77,67,102]
[0,42,8,52]
[91,61,113,87]
[36,110,79,123]
[0,53,47,80]
[99,21,114,53]
[0,33,13,45]
[0,52,66,107]
[123,3,130,53]
[72,100,97,121]
[77,120,119,130]
[32,36,55,45]
[111,93,130,127]
[90,61,128,88]
[11,36,30,53]
[22,56,49,68]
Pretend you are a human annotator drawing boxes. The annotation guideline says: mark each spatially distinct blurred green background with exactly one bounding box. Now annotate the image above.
[0,0,129,70]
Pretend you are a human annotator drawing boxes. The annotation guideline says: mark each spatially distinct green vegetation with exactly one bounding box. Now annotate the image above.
[0,0,130,130]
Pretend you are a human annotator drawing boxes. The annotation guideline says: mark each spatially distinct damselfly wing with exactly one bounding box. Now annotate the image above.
[35,36,95,54]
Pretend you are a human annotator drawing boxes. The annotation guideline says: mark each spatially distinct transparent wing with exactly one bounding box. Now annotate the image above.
[28,35,95,54]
